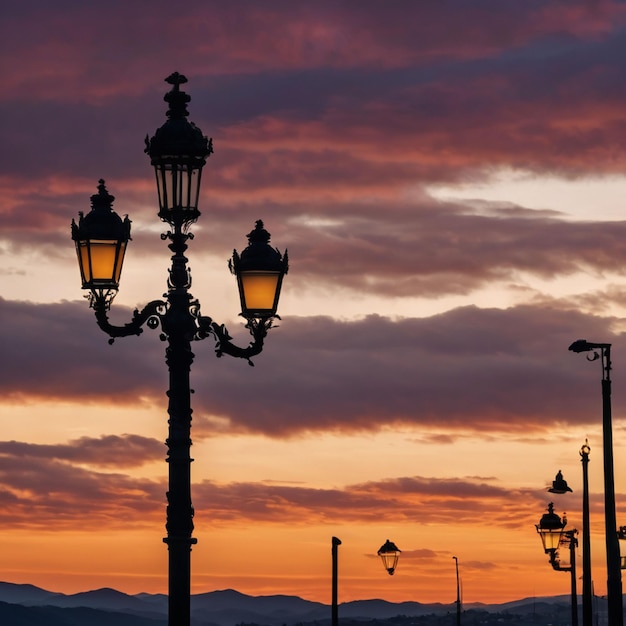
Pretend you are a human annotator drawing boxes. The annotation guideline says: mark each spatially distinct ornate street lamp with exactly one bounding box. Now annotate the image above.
[377,539,401,575]
[545,445,593,626]
[569,340,623,626]
[536,503,567,555]
[71,73,288,626]
[230,220,288,319]
[536,505,578,626]
[71,180,131,302]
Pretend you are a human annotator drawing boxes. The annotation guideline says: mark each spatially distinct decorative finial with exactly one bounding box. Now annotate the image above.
[91,179,115,210]
[163,72,191,120]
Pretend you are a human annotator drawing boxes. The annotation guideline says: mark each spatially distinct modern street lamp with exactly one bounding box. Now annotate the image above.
[377,539,401,576]
[569,340,623,626]
[71,73,288,626]
[332,537,341,626]
[453,556,461,626]
[547,443,593,626]
[536,504,578,626]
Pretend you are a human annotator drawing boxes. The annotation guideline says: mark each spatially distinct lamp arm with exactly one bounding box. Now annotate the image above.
[93,298,167,342]
[196,316,277,366]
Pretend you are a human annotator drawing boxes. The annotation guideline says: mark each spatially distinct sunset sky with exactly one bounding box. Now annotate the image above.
[4,0,626,608]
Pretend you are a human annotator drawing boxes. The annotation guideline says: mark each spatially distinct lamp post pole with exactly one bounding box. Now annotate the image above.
[569,341,623,626]
[71,74,288,626]
[548,444,593,626]
[581,441,593,626]
[332,537,341,626]
[453,556,461,626]
[552,530,580,626]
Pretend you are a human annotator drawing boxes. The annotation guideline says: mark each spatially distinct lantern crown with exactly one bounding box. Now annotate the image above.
[236,220,289,272]
[71,179,131,300]
[144,72,212,162]
[537,502,567,530]
[72,179,131,242]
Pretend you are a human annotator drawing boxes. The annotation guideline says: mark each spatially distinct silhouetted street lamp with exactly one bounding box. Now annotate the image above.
[536,503,567,555]
[547,443,592,626]
[536,504,579,626]
[377,539,401,575]
[71,73,288,626]
[453,556,461,626]
[332,537,341,626]
[569,340,623,626]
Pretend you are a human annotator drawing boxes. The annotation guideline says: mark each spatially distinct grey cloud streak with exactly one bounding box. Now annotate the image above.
[0,435,164,468]
[0,297,621,436]
[0,433,552,530]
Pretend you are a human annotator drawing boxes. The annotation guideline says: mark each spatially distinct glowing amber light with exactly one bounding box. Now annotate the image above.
[71,180,131,293]
[536,503,566,554]
[78,239,127,286]
[239,272,281,314]
[231,220,288,320]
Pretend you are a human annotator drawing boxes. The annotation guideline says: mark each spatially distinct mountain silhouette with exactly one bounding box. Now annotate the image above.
[0,581,589,626]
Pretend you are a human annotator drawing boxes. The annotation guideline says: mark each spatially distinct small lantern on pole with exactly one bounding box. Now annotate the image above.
[71,179,131,303]
[536,503,567,555]
[144,72,212,227]
[230,220,288,319]
[377,539,401,576]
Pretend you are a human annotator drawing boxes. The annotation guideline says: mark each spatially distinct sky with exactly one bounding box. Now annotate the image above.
[4,0,626,608]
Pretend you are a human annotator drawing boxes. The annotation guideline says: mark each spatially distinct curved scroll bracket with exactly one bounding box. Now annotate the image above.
[196,315,278,366]
[92,294,167,344]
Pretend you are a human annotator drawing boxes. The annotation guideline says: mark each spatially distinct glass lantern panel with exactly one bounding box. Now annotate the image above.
[240,272,280,313]
[380,552,399,572]
[113,241,127,282]
[88,240,121,282]
[77,239,126,288]
[155,162,201,212]
[539,529,562,553]
[77,240,91,283]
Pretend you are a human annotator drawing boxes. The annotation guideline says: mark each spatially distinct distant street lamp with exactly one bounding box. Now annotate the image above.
[332,537,341,626]
[71,73,288,626]
[569,340,623,626]
[536,504,578,626]
[453,556,461,626]
[547,442,592,626]
[377,539,401,575]
[536,503,567,555]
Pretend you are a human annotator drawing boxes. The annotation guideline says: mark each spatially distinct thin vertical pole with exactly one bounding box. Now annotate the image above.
[568,532,579,626]
[453,556,461,626]
[163,226,197,626]
[581,442,593,626]
[332,537,341,626]
[600,351,623,626]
